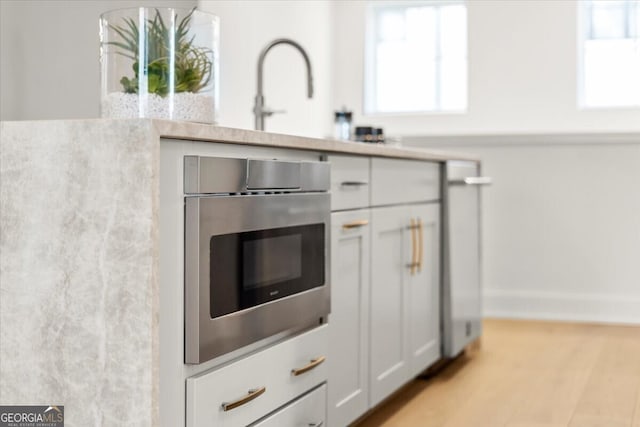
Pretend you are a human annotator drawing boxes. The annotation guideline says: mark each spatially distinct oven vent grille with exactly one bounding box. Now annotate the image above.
[184,156,329,195]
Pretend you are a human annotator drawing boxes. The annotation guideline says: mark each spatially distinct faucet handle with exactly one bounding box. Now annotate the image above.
[262,107,287,117]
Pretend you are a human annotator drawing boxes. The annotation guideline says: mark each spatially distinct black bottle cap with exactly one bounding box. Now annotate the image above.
[355,126,378,143]
[335,111,353,120]
[355,126,372,135]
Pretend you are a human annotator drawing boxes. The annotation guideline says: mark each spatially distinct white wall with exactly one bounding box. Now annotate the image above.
[0,0,197,121]
[408,134,640,324]
[197,1,333,138]
[332,0,640,136]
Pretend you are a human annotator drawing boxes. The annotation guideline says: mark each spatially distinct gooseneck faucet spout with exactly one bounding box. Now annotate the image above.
[254,38,314,131]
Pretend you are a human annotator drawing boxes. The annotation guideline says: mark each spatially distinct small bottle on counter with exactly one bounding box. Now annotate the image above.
[354,126,385,143]
[355,126,373,143]
[334,109,353,140]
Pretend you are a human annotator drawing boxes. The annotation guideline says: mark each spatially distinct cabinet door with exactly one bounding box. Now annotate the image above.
[370,205,412,407]
[328,210,371,427]
[408,203,441,377]
[370,204,442,406]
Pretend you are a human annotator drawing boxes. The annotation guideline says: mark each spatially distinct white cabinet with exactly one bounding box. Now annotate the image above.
[329,155,370,210]
[370,203,440,406]
[328,210,371,427]
[371,158,440,206]
[369,205,411,406]
[186,326,328,427]
[326,156,443,424]
[408,203,441,377]
[250,385,326,427]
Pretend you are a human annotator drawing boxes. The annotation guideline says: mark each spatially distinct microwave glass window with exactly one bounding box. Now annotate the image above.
[209,223,325,319]
[243,234,302,289]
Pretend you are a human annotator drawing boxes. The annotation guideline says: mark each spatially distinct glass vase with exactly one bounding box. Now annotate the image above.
[100,7,219,124]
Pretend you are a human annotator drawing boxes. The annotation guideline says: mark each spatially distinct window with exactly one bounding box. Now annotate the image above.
[580,0,640,108]
[365,1,467,114]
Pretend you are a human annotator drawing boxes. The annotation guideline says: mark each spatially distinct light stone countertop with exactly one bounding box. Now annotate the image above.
[0,118,473,427]
[152,119,480,161]
[1,120,160,426]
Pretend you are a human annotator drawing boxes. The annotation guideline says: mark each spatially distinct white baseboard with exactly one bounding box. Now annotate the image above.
[483,289,640,325]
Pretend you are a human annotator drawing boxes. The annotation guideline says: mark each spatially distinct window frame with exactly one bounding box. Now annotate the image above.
[585,0,638,40]
[364,0,468,116]
[577,0,640,110]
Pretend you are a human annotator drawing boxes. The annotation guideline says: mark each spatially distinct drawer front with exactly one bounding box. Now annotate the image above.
[329,155,370,211]
[371,158,440,206]
[250,384,326,427]
[186,325,328,427]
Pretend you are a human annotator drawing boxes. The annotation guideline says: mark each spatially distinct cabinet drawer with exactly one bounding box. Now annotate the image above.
[250,384,326,427]
[329,155,370,211]
[371,158,440,206]
[186,325,328,427]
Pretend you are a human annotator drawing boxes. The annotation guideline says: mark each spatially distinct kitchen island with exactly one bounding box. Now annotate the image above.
[0,119,477,426]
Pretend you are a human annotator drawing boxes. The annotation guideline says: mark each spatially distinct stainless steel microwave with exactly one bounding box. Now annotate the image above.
[184,156,330,364]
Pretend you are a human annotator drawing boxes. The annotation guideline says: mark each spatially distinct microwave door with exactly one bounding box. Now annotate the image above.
[184,192,330,364]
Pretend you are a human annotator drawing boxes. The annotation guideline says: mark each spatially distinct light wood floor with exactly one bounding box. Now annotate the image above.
[356,319,640,427]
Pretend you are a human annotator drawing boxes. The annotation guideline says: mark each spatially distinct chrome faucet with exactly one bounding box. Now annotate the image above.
[253,38,314,131]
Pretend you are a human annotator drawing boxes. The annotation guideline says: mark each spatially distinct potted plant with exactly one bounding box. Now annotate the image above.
[100,7,219,123]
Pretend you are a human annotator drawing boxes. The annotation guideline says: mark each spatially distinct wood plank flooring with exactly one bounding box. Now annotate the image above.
[355,319,640,427]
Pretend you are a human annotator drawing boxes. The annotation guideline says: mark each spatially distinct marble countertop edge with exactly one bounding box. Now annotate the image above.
[152,119,479,162]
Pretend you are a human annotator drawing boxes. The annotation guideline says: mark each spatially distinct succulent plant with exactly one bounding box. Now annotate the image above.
[106,8,213,96]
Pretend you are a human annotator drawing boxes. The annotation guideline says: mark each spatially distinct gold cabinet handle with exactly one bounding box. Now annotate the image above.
[292,356,326,376]
[416,218,424,273]
[221,387,266,411]
[342,219,369,229]
[406,218,418,275]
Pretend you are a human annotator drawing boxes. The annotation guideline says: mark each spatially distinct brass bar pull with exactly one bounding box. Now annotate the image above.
[221,387,266,411]
[292,356,326,376]
[406,218,418,275]
[342,219,369,229]
[417,218,424,273]
[308,422,324,427]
